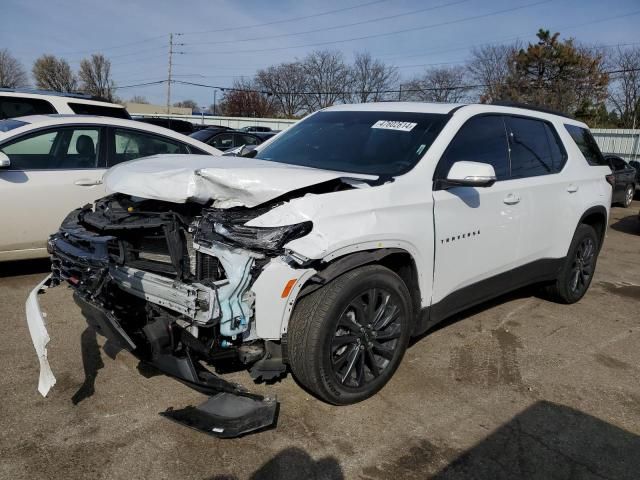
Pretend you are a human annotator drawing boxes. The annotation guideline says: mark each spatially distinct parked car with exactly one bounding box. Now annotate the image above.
[192,124,232,132]
[240,125,274,133]
[133,117,195,135]
[628,159,640,188]
[28,102,611,437]
[0,115,221,261]
[190,127,263,151]
[604,154,636,207]
[254,131,278,142]
[0,88,130,119]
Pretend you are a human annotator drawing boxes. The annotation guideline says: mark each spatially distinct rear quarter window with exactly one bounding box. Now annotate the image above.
[68,102,131,119]
[0,97,56,119]
[564,124,607,166]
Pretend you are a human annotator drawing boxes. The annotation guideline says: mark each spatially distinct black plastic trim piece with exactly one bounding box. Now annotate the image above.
[161,393,278,439]
[299,248,406,298]
[73,293,136,351]
[577,205,608,251]
[414,257,565,336]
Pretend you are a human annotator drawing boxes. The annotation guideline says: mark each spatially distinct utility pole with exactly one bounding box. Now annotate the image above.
[166,33,173,115]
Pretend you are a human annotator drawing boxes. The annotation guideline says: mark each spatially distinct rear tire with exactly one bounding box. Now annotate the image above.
[541,224,599,304]
[623,184,634,208]
[287,265,412,405]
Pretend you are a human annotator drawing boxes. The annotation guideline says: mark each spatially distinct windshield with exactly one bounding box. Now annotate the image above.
[0,119,27,132]
[254,111,448,176]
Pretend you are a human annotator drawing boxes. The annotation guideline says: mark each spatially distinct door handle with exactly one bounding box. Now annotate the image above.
[74,179,103,186]
[503,193,520,205]
[567,184,579,193]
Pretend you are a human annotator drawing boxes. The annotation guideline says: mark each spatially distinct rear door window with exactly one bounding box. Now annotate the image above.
[505,116,555,178]
[110,128,189,166]
[209,132,234,150]
[564,124,606,166]
[0,97,56,119]
[436,115,510,181]
[236,133,260,146]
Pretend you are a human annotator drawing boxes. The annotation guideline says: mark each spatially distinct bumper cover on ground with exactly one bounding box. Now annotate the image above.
[161,393,279,438]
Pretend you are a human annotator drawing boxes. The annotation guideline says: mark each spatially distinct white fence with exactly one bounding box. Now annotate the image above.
[592,129,640,161]
[132,112,298,131]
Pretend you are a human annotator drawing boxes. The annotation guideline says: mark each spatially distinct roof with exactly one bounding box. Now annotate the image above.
[0,87,108,101]
[326,102,465,114]
[325,101,588,127]
[0,89,125,108]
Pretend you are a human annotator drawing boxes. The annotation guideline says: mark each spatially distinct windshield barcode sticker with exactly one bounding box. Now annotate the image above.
[372,120,417,132]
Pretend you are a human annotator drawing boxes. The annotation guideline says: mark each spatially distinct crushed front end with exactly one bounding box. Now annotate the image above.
[32,194,313,437]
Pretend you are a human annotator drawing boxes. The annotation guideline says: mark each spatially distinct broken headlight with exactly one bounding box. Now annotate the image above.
[213,221,312,251]
[198,218,312,253]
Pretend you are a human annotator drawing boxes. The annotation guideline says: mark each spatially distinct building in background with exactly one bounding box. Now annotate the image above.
[124,102,192,116]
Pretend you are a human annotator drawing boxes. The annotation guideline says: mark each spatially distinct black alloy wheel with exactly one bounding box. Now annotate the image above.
[331,287,402,389]
[568,236,595,297]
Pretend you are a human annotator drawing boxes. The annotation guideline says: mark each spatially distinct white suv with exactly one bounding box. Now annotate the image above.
[0,89,130,119]
[27,102,612,437]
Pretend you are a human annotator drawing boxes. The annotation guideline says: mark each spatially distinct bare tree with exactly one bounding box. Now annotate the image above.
[79,54,115,101]
[129,95,149,104]
[404,66,469,103]
[218,78,276,118]
[302,50,350,111]
[347,52,399,103]
[32,55,77,92]
[255,62,307,118]
[173,99,198,110]
[0,49,29,88]
[608,46,640,128]
[468,43,520,103]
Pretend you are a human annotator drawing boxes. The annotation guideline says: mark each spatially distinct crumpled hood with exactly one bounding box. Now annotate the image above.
[103,154,376,208]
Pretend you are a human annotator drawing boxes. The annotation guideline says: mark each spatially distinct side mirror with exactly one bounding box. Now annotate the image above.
[441,161,497,188]
[0,151,10,168]
[222,144,257,158]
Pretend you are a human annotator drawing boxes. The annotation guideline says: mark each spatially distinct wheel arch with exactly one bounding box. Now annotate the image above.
[577,205,608,251]
[296,248,422,324]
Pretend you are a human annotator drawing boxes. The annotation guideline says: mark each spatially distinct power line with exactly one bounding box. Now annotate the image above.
[169,67,640,95]
[114,80,166,90]
[185,0,471,47]
[379,9,640,62]
[177,0,391,36]
[182,0,553,55]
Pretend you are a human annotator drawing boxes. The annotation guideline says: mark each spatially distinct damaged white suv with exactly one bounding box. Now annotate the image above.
[28,102,612,437]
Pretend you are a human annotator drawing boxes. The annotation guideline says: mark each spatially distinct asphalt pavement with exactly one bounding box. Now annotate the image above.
[1,203,639,479]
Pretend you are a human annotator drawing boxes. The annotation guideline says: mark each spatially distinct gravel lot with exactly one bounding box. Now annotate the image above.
[1,203,639,480]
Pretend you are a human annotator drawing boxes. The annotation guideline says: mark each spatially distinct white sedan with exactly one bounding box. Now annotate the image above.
[0,115,221,261]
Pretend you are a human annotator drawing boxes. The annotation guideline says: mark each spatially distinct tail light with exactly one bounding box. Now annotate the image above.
[605,174,615,188]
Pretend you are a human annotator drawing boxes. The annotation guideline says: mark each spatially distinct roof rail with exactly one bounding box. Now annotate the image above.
[0,87,111,103]
[490,101,575,119]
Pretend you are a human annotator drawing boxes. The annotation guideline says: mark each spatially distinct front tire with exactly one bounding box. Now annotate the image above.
[541,224,599,304]
[287,265,412,405]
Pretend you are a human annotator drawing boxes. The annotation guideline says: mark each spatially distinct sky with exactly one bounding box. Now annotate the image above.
[2,0,639,108]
